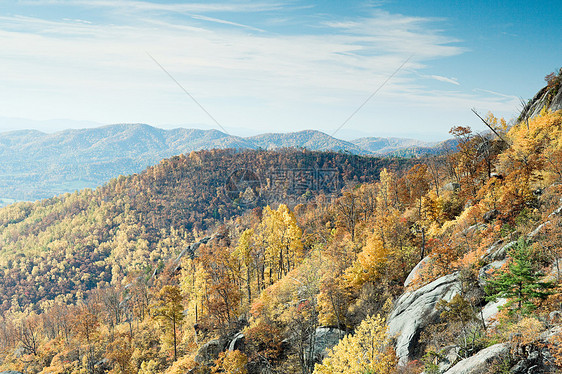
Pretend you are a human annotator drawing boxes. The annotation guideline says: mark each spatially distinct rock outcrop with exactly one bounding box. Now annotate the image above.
[527,221,551,240]
[228,332,245,352]
[519,81,562,122]
[549,202,562,218]
[308,327,346,362]
[194,338,222,364]
[483,240,514,262]
[480,298,507,327]
[388,272,460,364]
[478,259,508,287]
[443,343,509,374]
[432,345,460,373]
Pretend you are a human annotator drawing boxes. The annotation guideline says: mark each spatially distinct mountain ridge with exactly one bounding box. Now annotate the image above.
[0,124,448,203]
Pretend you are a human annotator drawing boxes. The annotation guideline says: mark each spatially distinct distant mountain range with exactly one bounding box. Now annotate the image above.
[0,124,454,203]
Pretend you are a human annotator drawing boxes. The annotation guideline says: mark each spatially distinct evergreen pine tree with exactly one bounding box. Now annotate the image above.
[485,239,554,314]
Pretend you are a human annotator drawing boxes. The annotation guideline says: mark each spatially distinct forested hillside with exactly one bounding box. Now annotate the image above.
[0,149,408,313]
[1,74,562,374]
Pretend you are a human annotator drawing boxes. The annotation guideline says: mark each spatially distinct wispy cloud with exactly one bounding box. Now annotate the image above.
[0,1,519,138]
[19,0,286,13]
[426,74,460,85]
[473,88,518,99]
[190,14,265,32]
[323,11,463,58]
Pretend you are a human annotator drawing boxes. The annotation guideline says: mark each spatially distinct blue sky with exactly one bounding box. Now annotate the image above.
[0,0,560,140]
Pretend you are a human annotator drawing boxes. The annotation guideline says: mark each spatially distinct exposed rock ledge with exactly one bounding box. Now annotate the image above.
[388,272,460,364]
[443,343,509,374]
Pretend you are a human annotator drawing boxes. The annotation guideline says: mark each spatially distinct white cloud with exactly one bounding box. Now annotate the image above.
[473,88,519,100]
[427,75,460,85]
[0,3,518,138]
[323,11,464,58]
[19,0,286,13]
[190,14,266,32]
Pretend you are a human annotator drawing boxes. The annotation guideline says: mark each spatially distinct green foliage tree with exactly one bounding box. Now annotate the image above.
[485,239,554,315]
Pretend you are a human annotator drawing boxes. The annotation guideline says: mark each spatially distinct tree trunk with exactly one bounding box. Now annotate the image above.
[173,315,177,361]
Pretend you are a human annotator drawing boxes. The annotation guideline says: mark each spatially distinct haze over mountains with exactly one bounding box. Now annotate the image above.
[0,123,452,204]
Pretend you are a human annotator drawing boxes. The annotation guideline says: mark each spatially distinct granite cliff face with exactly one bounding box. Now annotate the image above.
[387,272,460,364]
[519,72,562,122]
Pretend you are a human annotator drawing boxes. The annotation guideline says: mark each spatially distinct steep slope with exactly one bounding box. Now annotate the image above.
[519,69,562,122]
[2,78,562,374]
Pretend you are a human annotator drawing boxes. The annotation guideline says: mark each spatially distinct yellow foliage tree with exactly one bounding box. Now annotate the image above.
[496,110,562,217]
[233,228,258,305]
[345,234,389,289]
[150,285,184,361]
[180,257,208,327]
[212,350,248,374]
[313,315,397,374]
[256,205,304,284]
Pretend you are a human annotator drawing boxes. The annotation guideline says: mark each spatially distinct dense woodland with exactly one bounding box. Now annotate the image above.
[0,149,409,313]
[1,74,562,374]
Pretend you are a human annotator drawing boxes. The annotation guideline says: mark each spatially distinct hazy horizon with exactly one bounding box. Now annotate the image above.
[0,116,450,142]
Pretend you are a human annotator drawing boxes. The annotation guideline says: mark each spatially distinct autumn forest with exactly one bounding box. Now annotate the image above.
[1,72,562,374]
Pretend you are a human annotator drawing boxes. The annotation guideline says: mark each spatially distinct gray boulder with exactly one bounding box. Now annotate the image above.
[483,239,504,258]
[483,240,515,262]
[443,343,509,374]
[548,259,562,282]
[481,298,507,327]
[388,272,460,364]
[549,311,562,324]
[548,203,562,218]
[543,326,562,341]
[520,83,562,121]
[308,327,345,362]
[478,259,508,287]
[509,349,544,374]
[435,345,461,373]
[228,332,245,352]
[443,182,460,192]
[194,338,222,364]
[463,223,487,236]
[527,221,551,240]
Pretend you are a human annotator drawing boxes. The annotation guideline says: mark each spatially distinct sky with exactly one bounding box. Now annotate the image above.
[0,0,561,140]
